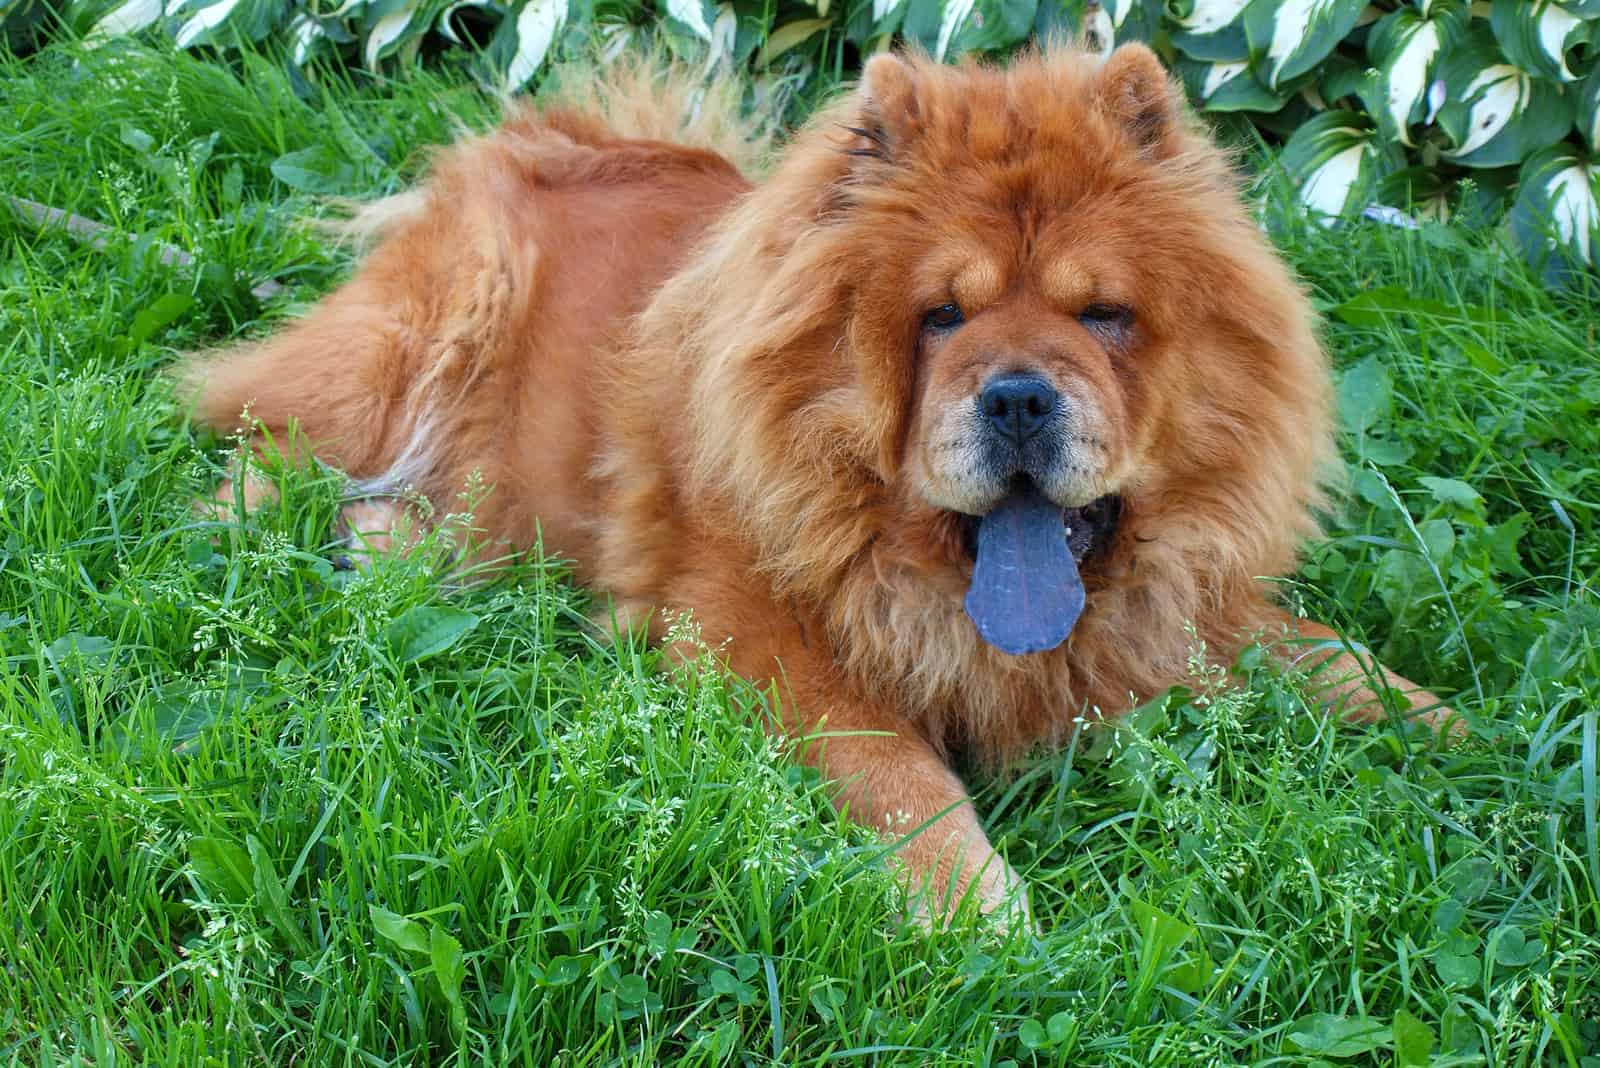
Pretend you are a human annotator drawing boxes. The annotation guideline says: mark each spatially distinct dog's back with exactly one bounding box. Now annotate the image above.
[178,60,754,568]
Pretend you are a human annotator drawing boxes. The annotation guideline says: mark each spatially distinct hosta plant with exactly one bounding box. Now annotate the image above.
[3,0,1598,280]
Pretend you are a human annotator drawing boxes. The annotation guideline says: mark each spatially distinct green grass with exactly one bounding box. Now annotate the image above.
[3,40,1598,1067]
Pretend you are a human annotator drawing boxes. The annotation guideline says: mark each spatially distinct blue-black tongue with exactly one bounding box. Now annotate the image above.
[963,482,1085,656]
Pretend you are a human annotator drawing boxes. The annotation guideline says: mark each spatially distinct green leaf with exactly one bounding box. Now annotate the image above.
[430,925,466,1032]
[614,973,648,1005]
[1017,1018,1048,1049]
[383,605,481,664]
[757,17,830,65]
[1393,1008,1436,1068]
[1434,949,1481,987]
[248,835,312,955]
[1435,25,1574,168]
[270,144,357,194]
[1445,856,1495,901]
[1045,1010,1076,1045]
[1286,1013,1393,1058]
[1280,110,1396,221]
[129,293,194,346]
[1335,355,1392,436]
[1419,476,1482,510]
[538,954,583,986]
[1489,0,1590,84]
[1244,0,1367,91]
[189,836,255,900]
[371,905,431,956]
[43,633,114,669]
[1488,924,1544,966]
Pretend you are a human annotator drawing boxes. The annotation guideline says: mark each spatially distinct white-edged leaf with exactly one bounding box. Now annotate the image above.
[950,0,1039,53]
[1171,0,1249,33]
[89,0,163,38]
[757,17,830,65]
[363,0,425,69]
[1246,0,1367,90]
[871,0,904,25]
[1579,65,1600,152]
[289,12,326,66]
[1082,3,1113,57]
[1281,110,1392,222]
[435,0,494,43]
[1510,145,1599,280]
[498,0,566,90]
[665,0,715,41]
[703,2,736,69]
[1489,0,1589,84]
[1435,26,1573,168]
[1167,0,1251,62]
[934,0,975,60]
[173,0,244,47]
[1364,4,1469,146]
[1176,56,1286,112]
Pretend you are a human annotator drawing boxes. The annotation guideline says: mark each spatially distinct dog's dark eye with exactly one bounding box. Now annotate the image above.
[1078,303,1134,329]
[922,303,965,331]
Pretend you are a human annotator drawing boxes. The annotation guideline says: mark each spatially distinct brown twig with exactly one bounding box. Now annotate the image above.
[4,193,287,301]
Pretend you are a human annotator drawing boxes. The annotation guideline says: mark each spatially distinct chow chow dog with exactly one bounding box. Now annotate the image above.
[180,42,1455,922]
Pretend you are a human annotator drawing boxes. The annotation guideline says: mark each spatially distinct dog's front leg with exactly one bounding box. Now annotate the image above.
[680,608,1028,927]
[1261,611,1462,736]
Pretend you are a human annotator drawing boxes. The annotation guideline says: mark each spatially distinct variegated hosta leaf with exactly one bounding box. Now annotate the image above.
[487,0,566,90]
[663,0,718,43]
[1166,0,1250,62]
[1377,165,1454,223]
[1080,0,1112,56]
[88,0,162,38]
[361,0,439,69]
[436,0,499,44]
[168,0,285,49]
[1362,2,1470,146]
[1175,55,1287,112]
[1244,0,1368,91]
[948,0,1039,54]
[1101,0,1161,42]
[1578,64,1600,152]
[700,2,737,71]
[1435,25,1574,168]
[1280,110,1396,222]
[1510,145,1599,280]
[933,0,974,58]
[1488,0,1591,84]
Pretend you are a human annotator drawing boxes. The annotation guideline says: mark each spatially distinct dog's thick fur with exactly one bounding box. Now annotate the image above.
[181,44,1454,921]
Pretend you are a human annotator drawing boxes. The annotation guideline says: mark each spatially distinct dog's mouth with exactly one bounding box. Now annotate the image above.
[959,483,1122,657]
[957,492,1122,565]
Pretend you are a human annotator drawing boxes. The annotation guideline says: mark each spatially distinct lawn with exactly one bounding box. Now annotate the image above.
[2,39,1598,1067]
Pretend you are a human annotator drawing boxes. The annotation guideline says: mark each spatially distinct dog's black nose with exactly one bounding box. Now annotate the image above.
[979,373,1059,445]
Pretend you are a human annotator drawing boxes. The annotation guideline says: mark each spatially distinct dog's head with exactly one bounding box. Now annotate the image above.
[677,43,1332,660]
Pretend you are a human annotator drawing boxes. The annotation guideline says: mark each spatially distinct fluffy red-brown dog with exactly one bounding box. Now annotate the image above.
[181,44,1455,922]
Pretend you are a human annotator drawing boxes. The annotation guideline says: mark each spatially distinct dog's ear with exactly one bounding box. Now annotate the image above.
[845,52,921,161]
[1095,43,1179,158]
